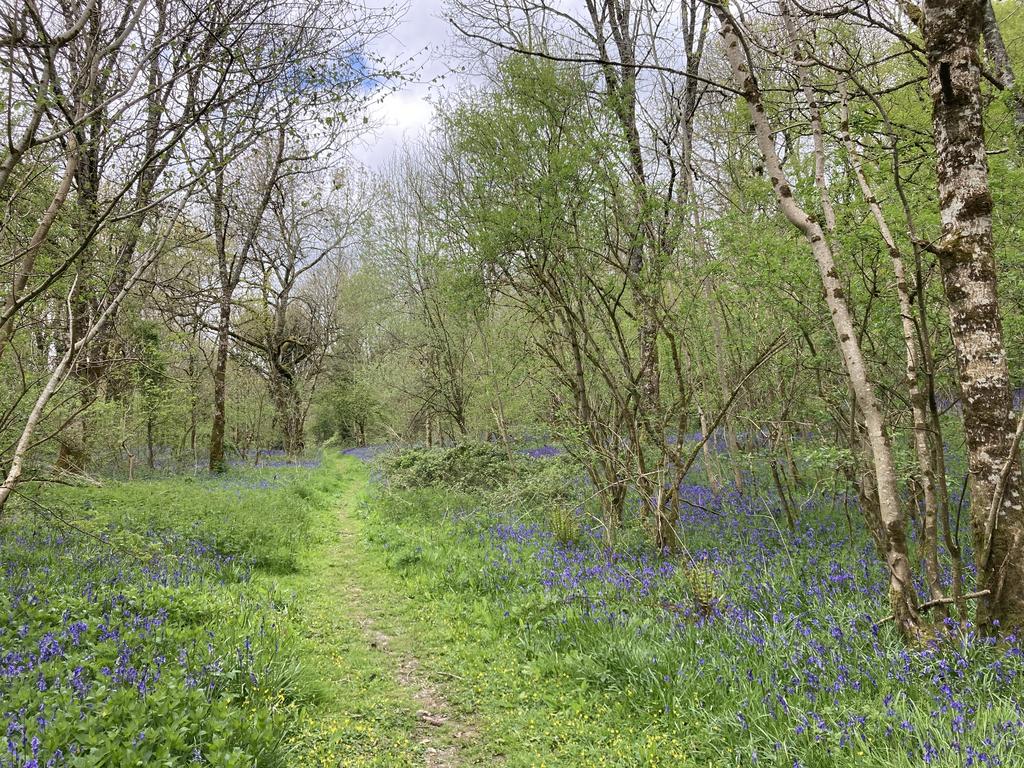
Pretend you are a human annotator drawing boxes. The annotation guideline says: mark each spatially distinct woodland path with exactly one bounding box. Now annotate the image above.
[281,462,477,767]
[333,489,473,767]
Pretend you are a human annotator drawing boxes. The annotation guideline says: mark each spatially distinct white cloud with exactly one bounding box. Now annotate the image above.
[354,0,453,170]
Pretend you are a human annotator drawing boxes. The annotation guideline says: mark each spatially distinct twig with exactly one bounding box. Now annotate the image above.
[448,18,746,97]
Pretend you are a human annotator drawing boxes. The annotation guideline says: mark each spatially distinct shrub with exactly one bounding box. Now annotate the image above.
[377,443,518,491]
[503,454,582,510]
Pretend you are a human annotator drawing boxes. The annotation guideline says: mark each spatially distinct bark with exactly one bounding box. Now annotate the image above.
[932,393,965,615]
[714,1,920,636]
[271,374,305,457]
[776,1,836,232]
[850,451,888,560]
[0,137,79,354]
[771,457,796,531]
[208,160,233,474]
[146,415,156,470]
[924,0,1024,632]
[54,403,88,475]
[981,0,1024,137]
[882,71,965,617]
[207,125,286,472]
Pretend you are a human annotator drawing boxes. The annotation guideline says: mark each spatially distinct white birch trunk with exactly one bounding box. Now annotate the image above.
[713,1,920,634]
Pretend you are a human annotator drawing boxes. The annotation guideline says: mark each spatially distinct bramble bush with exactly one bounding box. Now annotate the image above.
[376,443,520,491]
[376,444,589,543]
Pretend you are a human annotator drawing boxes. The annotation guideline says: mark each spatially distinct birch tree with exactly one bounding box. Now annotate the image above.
[710,0,922,636]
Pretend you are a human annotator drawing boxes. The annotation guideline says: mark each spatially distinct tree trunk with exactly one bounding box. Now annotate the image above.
[637,298,662,419]
[1,249,159,513]
[714,1,920,636]
[0,139,79,357]
[771,457,796,531]
[839,86,944,605]
[208,294,231,473]
[55,396,88,475]
[981,0,1024,137]
[146,415,156,470]
[272,377,305,458]
[924,0,1024,632]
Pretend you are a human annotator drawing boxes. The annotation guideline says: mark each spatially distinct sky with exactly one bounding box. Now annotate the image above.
[352,0,454,170]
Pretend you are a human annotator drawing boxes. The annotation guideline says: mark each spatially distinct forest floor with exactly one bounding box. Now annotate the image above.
[12,449,1024,767]
[321,456,699,767]
[284,455,667,767]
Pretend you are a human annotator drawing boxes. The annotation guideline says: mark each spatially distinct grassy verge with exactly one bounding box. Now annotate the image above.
[358,480,1024,768]
[10,445,1018,767]
[0,453,414,767]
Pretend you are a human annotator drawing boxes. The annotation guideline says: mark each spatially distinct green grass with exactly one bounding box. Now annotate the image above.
[268,459,420,767]
[351,486,697,767]
[1,453,422,767]
[352,479,1024,768]
[11,448,1015,767]
[3,453,734,767]
[33,464,329,573]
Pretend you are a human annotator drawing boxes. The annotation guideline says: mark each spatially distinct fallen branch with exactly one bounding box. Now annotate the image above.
[874,590,990,626]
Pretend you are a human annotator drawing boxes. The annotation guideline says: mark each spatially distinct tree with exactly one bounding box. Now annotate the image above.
[710,0,921,636]
[233,165,357,457]
[923,0,1024,631]
[0,0,397,506]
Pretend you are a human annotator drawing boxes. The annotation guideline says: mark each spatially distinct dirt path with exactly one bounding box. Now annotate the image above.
[332,491,474,767]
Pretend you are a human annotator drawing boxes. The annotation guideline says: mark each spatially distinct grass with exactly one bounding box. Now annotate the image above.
[356,471,1024,767]
[0,453,418,767]
[344,487,696,768]
[269,459,420,767]
[354,486,698,767]
[7,445,1023,767]
[33,464,326,572]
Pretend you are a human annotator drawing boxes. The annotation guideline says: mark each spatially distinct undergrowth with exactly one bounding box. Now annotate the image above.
[0,457,351,767]
[361,448,1024,767]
